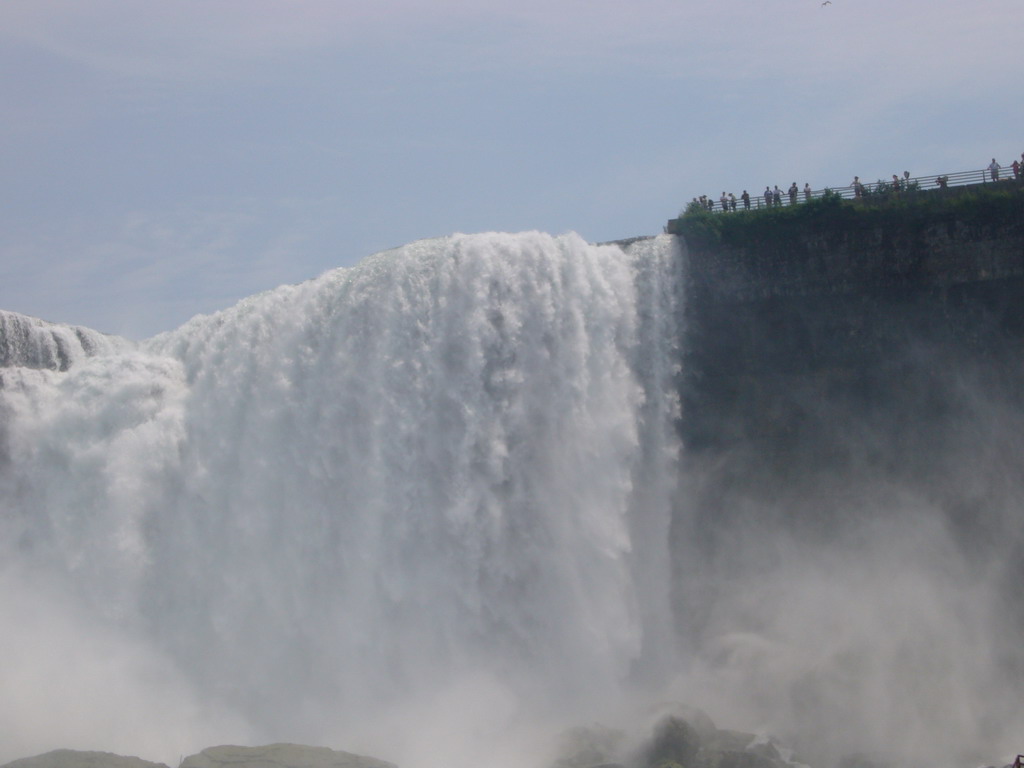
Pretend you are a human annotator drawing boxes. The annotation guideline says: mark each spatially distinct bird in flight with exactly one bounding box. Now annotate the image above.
[821,1,831,5]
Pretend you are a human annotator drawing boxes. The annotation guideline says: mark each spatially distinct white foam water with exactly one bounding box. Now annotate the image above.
[0,232,684,768]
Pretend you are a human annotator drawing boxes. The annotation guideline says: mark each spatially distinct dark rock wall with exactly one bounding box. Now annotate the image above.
[678,211,1024,454]
[672,202,1024,680]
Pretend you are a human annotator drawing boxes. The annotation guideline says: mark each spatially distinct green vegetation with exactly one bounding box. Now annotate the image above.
[671,181,1024,250]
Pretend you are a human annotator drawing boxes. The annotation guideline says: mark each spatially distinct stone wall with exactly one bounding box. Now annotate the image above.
[678,204,1024,451]
[671,197,1024,666]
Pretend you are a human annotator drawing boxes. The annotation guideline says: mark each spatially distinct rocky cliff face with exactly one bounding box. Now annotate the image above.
[677,188,1024,453]
[669,192,1024,766]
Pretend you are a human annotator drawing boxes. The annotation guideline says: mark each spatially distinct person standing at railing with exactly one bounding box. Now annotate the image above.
[764,186,773,207]
[804,183,812,202]
[720,191,729,212]
[788,182,798,205]
[741,190,751,210]
[988,158,1001,181]
[729,192,737,212]
[773,186,782,206]
[853,176,863,198]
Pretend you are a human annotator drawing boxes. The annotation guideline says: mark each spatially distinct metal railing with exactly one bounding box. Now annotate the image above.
[683,166,1021,214]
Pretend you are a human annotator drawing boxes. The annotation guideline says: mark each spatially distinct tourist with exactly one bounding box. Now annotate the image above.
[853,176,863,198]
[773,186,782,206]
[788,182,798,205]
[988,158,1001,181]
[741,190,751,209]
[904,170,910,186]
[764,186,772,207]
[804,183,812,202]
[729,192,737,212]
[720,192,729,212]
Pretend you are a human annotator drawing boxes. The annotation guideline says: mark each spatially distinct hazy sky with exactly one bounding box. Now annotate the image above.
[2,0,1021,338]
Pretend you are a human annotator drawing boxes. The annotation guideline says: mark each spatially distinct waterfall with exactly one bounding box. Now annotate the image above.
[0,309,128,370]
[0,232,684,767]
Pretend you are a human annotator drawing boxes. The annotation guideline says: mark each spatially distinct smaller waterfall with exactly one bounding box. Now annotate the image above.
[0,310,129,371]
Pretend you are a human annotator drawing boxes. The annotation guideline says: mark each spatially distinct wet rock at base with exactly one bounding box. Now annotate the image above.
[696,750,779,768]
[837,753,892,768]
[641,716,701,768]
[550,705,796,768]
[552,724,627,768]
[635,711,795,768]
[642,705,718,743]
[699,731,756,753]
[0,750,169,768]
[179,745,395,768]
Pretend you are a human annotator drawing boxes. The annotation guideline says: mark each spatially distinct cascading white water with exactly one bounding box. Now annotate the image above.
[0,232,684,767]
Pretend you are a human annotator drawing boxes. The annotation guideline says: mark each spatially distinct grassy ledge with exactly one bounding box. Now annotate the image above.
[668,182,1024,250]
